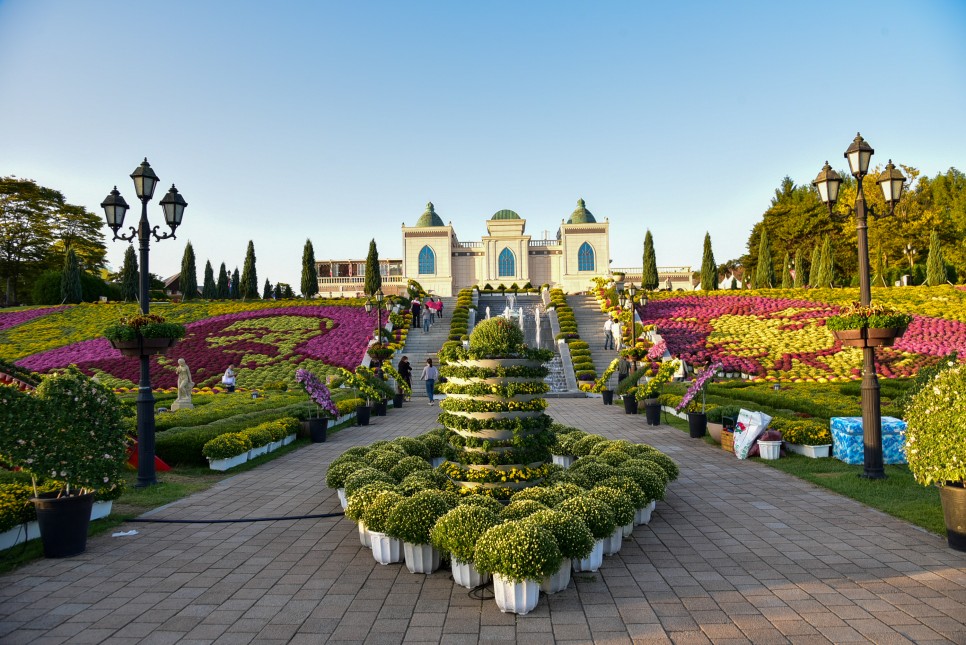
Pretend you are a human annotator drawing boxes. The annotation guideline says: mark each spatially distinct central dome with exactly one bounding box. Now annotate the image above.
[567,198,597,224]
[491,209,521,220]
[415,202,445,227]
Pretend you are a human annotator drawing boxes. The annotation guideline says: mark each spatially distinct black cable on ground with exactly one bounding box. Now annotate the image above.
[127,511,345,524]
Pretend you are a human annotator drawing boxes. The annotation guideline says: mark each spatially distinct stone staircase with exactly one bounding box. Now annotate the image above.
[569,294,622,389]
[394,297,457,398]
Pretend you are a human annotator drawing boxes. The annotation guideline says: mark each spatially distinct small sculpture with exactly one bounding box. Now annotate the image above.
[171,358,194,411]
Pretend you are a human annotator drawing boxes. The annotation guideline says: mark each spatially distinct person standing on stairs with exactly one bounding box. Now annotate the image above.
[411,298,421,329]
[397,356,413,401]
[422,308,432,333]
[421,358,439,405]
[603,317,614,350]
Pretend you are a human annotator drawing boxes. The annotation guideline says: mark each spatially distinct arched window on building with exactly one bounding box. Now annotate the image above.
[577,242,595,271]
[418,245,436,275]
[498,248,515,277]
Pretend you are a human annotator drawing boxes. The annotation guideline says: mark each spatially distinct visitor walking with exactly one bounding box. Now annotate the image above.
[437,297,443,318]
[612,319,623,350]
[603,318,614,350]
[422,309,431,333]
[421,358,439,405]
[397,356,413,401]
[411,298,421,329]
[222,364,236,393]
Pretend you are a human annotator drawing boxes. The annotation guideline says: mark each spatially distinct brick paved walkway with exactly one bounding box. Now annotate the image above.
[1,399,964,644]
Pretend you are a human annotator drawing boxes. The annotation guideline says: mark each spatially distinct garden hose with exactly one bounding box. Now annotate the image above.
[128,511,344,524]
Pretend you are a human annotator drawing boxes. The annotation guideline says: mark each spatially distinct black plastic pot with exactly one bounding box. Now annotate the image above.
[308,417,328,443]
[601,390,614,405]
[645,401,661,426]
[357,405,371,426]
[688,412,707,438]
[939,483,966,552]
[622,395,638,415]
[374,400,388,416]
[393,393,404,408]
[32,492,94,558]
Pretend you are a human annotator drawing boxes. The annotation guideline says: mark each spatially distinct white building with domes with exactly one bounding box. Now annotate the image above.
[400,200,611,296]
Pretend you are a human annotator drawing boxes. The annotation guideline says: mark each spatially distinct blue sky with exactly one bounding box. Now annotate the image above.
[1,1,964,290]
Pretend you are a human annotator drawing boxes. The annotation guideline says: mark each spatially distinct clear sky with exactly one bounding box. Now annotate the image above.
[1,0,964,290]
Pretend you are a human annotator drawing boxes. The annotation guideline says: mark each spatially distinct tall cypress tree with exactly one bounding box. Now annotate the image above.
[217,262,230,299]
[926,229,947,286]
[202,260,216,299]
[283,284,294,298]
[815,237,834,288]
[641,230,658,290]
[230,267,240,300]
[364,239,381,297]
[781,252,792,289]
[301,239,319,298]
[180,241,198,300]
[700,232,717,290]
[60,247,83,304]
[873,246,888,287]
[240,241,258,300]
[273,283,282,299]
[263,279,273,299]
[119,245,139,302]
[808,245,821,287]
[755,229,775,288]
[793,248,804,288]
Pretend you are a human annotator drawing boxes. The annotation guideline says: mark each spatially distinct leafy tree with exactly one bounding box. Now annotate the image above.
[793,248,804,288]
[119,245,139,302]
[700,232,717,290]
[641,230,658,290]
[781,252,792,289]
[240,241,258,300]
[230,267,240,300]
[263,278,273,299]
[60,247,82,304]
[202,260,217,299]
[180,241,198,300]
[926,229,947,286]
[364,239,381,296]
[808,245,821,287]
[1,177,56,304]
[48,202,108,274]
[301,239,318,298]
[755,229,775,288]
[217,262,230,299]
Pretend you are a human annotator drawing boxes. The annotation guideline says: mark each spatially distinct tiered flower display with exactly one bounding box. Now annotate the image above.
[437,317,554,497]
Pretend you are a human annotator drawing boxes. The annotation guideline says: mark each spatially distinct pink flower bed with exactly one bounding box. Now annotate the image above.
[0,306,69,331]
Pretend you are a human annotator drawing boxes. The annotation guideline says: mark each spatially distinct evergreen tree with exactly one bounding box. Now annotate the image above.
[873,246,888,287]
[119,245,139,302]
[179,241,198,300]
[263,278,273,299]
[240,241,258,300]
[816,237,834,288]
[230,267,240,300]
[283,284,294,298]
[217,262,230,299]
[364,239,381,296]
[793,248,804,288]
[808,245,821,287]
[730,277,738,290]
[301,239,319,298]
[273,283,282,299]
[700,232,717,290]
[60,247,82,304]
[926,229,947,286]
[781,252,792,289]
[755,229,775,288]
[641,230,658,290]
[202,260,217,299]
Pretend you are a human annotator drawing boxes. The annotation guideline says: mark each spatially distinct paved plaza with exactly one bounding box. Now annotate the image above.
[0,399,964,644]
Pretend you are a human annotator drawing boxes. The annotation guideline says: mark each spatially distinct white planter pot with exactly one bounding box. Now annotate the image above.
[267,440,283,452]
[452,559,489,589]
[540,559,572,594]
[90,500,113,521]
[282,433,297,446]
[207,452,249,471]
[603,526,624,555]
[786,443,831,458]
[369,531,403,565]
[337,488,348,510]
[492,573,540,615]
[0,520,40,551]
[621,522,633,538]
[635,505,653,525]
[551,454,574,469]
[403,542,442,574]
[573,539,604,572]
[757,440,782,460]
[430,457,445,468]
[248,444,269,459]
[358,521,371,548]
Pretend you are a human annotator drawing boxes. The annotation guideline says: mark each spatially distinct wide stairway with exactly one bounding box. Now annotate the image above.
[570,294,622,389]
[394,297,457,399]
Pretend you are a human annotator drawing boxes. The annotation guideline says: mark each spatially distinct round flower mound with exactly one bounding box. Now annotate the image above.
[343,467,396,497]
[589,439,636,456]
[473,520,562,583]
[549,482,586,501]
[617,463,666,503]
[392,436,430,460]
[457,494,505,515]
[429,505,499,564]
[345,482,397,522]
[500,499,549,522]
[420,434,448,459]
[389,456,432,482]
[362,491,404,533]
[567,460,619,489]
[905,364,966,486]
[510,486,566,507]
[599,476,648,509]
[597,450,631,467]
[367,450,405,473]
[587,486,635,526]
[556,495,616,540]
[641,452,679,481]
[571,434,607,457]
[384,490,455,545]
[523,509,595,560]
[468,317,526,356]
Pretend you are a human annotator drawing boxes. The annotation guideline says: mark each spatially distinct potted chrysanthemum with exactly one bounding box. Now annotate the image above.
[384,490,455,574]
[555,494,616,572]
[473,520,562,615]
[587,486,635,555]
[104,313,185,356]
[675,361,721,437]
[826,302,913,347]
[524,509,594,594]
[429,505,500,588]
[295,368,338,442]
[345,481,397,548]
[362,491,405,564]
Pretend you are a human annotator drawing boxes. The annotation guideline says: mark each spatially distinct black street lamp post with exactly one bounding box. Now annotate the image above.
[101,159,187,488]
[812,134,904,479]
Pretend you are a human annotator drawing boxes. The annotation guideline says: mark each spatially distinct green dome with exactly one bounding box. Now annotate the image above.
[491,209,521,220]
[567,198,597,224]
[415,202,445,227]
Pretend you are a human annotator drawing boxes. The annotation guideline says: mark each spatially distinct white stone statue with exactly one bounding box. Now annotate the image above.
[172,358,195,411]
[486,306,490,319]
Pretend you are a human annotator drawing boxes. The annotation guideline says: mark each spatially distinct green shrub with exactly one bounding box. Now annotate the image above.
[556,495,616,540]
[345,481,397,522]
[243,425,274,448]
[325,459,366,489]
[499,499,548,521]
[389,456,432,481]
[473,521,562,582]
[523,509,594,560]
[361,491,404,533]
[905,364,966,486]
[385,489,455,544]
[430,505,499,563]
[201,432,251,460]
[344,467,396,497]
[587,486,634,526]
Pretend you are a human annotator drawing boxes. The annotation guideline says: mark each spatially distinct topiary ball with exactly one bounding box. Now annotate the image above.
[500,499,549,522]
[468,317,525,357]
[524,509,595,560]
[457,494,505,515]
[389,455,432,482]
